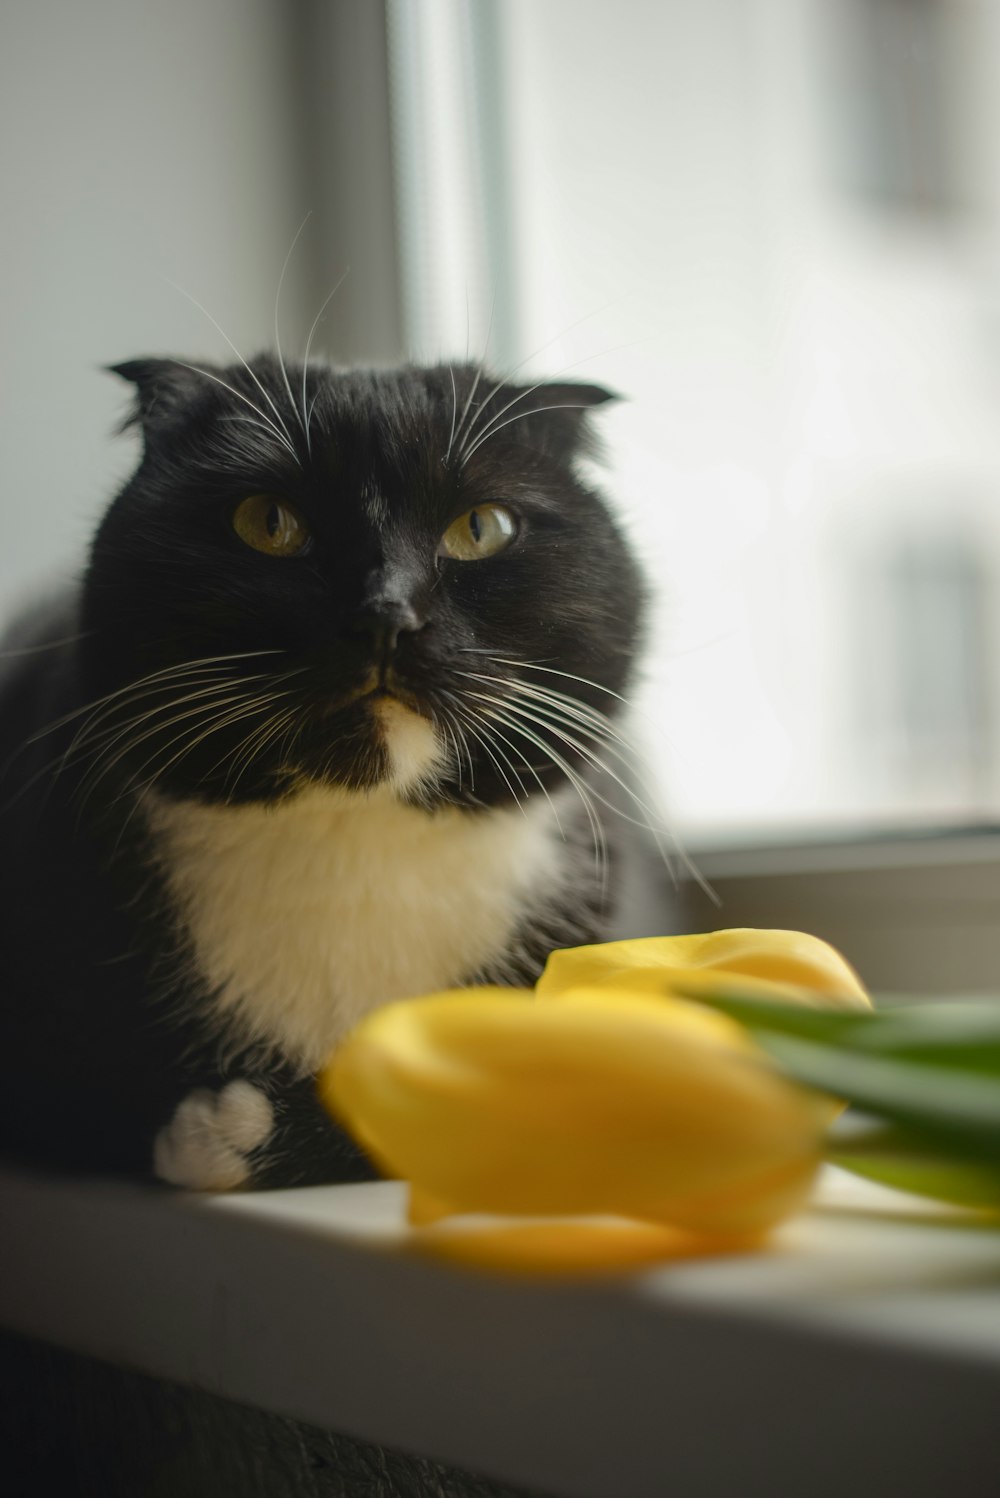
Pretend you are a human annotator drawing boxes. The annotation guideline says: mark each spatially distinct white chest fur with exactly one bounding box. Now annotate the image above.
[145,784,563,1072]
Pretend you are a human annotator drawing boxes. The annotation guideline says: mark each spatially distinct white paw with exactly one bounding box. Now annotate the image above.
[153,1080,274,1190]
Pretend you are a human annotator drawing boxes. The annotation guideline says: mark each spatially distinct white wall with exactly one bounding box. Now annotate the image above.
[0,0,310,612]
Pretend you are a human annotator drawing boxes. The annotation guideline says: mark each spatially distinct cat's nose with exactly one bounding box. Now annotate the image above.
[349,598,426,656]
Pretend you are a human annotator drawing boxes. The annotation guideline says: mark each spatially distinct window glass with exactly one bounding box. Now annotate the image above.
[390,0,1000,841]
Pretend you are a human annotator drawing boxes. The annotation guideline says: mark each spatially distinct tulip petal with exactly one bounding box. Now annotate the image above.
[537,929,871,1012]
[316,928,870,1273]
[320,985,824,1240]
[408,1216,765,1278]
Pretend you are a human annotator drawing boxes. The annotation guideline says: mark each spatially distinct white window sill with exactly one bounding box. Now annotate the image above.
[2,1164,999,1497]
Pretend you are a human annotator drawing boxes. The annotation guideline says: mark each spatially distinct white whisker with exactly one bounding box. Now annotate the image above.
[0,631,89,660]
[45,651,286,754]
[447,702,530,813]
[214,702,301,797]
[471,688,663,832]
[274,213,313,438]
[300,268,349,457]
[67,678,255,770]
[453,302,623,461]
[436,700,478,795]
[462,403,596,465]
[171,361,298,461]
[447,285,498,463]
[454,700,566,838]
[1,652,287,810]
[491,657,635,711]
[445,365,458,468]
[461,670,633,753]
[473,698,608,894]
[77,690,278,813]
[167,282,298,455]
[457,657,716,903]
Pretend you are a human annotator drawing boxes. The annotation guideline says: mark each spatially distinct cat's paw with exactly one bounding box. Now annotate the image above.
[153,1080,274,1190]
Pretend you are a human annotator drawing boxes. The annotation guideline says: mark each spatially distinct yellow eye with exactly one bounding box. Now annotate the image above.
[439,504,517,562]
[232,495,310,557]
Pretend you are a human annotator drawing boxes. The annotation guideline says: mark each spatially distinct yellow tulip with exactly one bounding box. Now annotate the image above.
[537,928,871,1011]
[538,928,870,1141]
[319,981,828,1249]
[318,929,873,1273]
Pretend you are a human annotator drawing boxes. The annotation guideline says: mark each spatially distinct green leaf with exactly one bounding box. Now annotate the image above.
[830,1124,1000,1209]
[680,984,1000,1202]
[680,987,1000,1074]
[752,1031,1000,1158]
[674,987,872,1044]
[840,1002,1000,1071]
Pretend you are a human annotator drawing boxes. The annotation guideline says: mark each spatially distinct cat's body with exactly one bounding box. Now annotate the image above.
[0,358,645,1189]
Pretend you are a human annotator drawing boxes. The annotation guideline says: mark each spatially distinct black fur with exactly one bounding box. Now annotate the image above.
[0,357,644,1186]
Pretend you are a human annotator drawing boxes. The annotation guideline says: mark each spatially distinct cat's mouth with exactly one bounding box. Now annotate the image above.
[351,664,428,717]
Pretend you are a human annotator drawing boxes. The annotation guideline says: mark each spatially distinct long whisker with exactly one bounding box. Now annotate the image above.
[1,675,231,812]
[35,650,287,754]
[460,670,635,755]
[1,653,288,808]
[224,698,305,799]
[457,340,636,465]
[470,688,664,830]
[221,702,301,796]
[432,701,470,795]
[136,696,287,798]
[109,696,289,849]
[436,699,478,795]
[18,651,278,750]
[461,403,597,465]
[76,690,280,814]
[451,303,622,461]
[216,413,300,454]
[446,286,498,464]
[437,715,461,792]
[66,677,260,771]
[456,372,558,463]
[274,212,313,438]
[446,365,459,468]
[460,656,709,892]
[445,703,530,814]
[472,699,608,893]
[501,694,648,793]
[481,683,717,903]
[454,700,567,838]
[171,361,298,461]
[469,688,637,807]
[301,269,350,455]
[489,658,636,712]
[0,631,90,660]
[507,692,634,759]
[305,386,324,444]
[167,282,298,455]
[493,697,680,852]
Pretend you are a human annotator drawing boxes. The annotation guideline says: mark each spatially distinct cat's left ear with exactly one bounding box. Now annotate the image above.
[500,380,619,462]
[106,358,212,444]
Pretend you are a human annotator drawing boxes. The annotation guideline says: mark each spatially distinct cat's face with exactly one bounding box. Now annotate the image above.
[79,357,644,809]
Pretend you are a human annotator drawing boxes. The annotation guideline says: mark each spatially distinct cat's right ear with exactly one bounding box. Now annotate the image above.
[107,358,209,442]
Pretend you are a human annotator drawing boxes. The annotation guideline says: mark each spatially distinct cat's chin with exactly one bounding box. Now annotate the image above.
[370,695,444,797]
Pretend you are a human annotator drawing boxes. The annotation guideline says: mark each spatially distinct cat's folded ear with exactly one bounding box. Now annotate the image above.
[489,380,619,463]
[107,358,212,443]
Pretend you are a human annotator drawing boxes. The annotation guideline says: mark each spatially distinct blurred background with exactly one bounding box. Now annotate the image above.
[4,0,1000,897]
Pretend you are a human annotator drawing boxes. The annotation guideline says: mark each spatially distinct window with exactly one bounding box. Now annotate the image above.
[388,0,1000,843]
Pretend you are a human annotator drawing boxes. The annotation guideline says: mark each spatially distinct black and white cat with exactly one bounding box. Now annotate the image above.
[0,357,646,1190]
